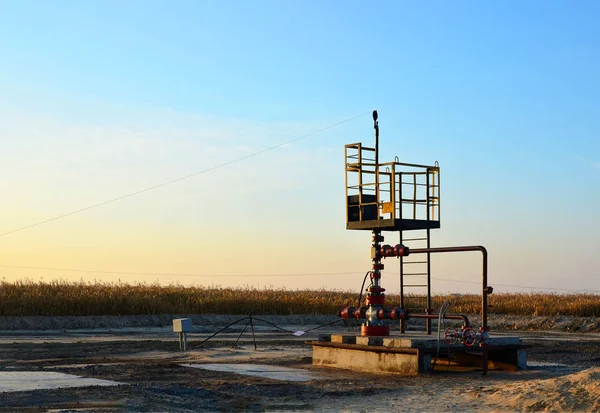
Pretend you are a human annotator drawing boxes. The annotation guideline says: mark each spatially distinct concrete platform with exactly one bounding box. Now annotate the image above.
[310,333,528,375]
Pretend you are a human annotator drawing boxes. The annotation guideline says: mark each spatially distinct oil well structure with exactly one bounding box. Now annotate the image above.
[309,111,527,375]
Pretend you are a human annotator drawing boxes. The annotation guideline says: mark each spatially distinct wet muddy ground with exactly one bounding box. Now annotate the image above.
[0,327,598,412]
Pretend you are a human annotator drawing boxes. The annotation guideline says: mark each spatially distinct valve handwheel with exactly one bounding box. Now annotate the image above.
[462,327,477,347]
[444,327,459,345]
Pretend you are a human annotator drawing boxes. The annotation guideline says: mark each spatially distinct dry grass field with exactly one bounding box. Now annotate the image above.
[0,280,598,317]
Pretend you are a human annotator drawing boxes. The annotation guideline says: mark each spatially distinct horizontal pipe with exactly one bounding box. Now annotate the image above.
[407,245,489,376]
[407,245,488,330]
[407,313,470,328]
[338,306,469,327]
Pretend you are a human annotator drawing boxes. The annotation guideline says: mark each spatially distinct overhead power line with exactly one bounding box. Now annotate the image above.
[2,264,598,294]
[0,265,365,278]
[0,111,370,238]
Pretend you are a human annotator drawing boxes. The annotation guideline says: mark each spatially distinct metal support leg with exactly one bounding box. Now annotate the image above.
[249,315,257,350]
[178,332,188,351]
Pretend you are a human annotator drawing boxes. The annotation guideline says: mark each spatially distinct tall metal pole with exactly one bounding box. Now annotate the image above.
[373,110,379,208]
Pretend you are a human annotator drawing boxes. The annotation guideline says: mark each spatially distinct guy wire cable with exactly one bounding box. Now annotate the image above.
[0,111,370,238]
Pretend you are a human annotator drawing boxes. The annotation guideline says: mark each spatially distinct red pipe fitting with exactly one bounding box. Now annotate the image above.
[378,244,410,258]
[394,244,410,257]
[370,270,381,280]
[338,306,355,318]
[361,325,390,337]
[354,307,367,319]
[379,245,392,257]
[388,307,405,320]
[338,306,370,319]
[366,295,385,305]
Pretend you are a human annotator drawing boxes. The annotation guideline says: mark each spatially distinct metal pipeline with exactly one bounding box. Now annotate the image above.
[408,245,490,330]
[406,313,470,329]
[408,245,491,376]
[338,306,469,327]
[341,245,492,374]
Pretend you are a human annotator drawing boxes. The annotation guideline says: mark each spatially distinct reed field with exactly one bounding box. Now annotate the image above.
[0,280,598,317]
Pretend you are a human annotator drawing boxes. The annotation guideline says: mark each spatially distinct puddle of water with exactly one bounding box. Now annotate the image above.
[0,371,121,392]
[527,361,569,367]
[182,363,320,382]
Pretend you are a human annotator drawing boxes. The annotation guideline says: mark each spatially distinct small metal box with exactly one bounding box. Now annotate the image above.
[173,318,192,333]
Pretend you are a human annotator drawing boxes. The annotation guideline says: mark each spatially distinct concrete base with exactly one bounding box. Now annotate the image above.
[312,342,430,374]
[310,333,528,375]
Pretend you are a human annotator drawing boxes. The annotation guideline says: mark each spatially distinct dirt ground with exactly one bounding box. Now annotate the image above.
[0,318,599,412]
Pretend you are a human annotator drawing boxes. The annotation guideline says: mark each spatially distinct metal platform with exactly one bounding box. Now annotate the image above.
[346,218,441,231]
[310,333,528,375]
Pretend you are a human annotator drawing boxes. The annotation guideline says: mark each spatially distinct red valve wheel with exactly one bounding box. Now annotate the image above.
[462,327,477,347]
[444,327,459,345]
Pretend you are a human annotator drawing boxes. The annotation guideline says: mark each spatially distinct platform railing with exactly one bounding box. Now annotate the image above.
[345,143,440,225]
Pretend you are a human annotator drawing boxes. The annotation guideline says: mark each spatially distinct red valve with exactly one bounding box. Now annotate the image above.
[388,307,405,320]
[354,307,367,319]
[444,327,459,345]
[462,327,477,347]
[338,306,355,318]
[378,244,409,258]
[379,245,392,257]
[394,244,409,257]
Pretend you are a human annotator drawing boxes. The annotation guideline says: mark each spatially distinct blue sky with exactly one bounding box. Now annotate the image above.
[0,1,598,294]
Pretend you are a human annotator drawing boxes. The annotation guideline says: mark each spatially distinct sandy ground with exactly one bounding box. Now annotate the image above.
[0,317,598,412]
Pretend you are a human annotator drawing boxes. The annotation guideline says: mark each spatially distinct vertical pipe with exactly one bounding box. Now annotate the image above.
[482,248,488,330]
[372,230,381,290]
[373,111,379,221]
[482,248,489,375]
[437,164,441,222]
[426,171,431,335]
[391,164,396,221]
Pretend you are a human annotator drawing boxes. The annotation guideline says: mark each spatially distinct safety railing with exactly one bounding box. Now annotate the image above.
[345,143,440,225]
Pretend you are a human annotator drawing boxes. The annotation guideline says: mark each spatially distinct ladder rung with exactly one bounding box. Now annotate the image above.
[403,238,427,241]
[403,272,428,276]
[402,261,428,264]
[404,284,428,287]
